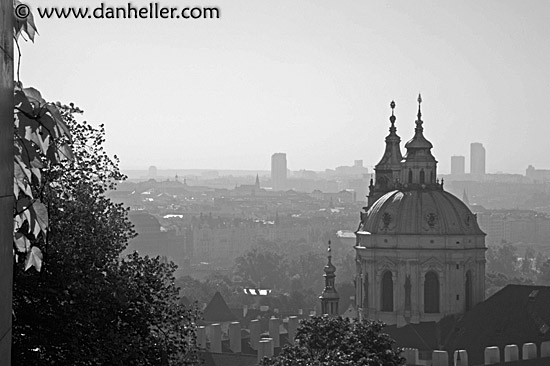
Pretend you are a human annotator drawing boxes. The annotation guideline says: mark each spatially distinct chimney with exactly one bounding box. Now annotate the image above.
[504,345,519,362]
[484,346,500,364]
[197,326,206,349]
[432,350,448,366]
[453,350,468,366]
[542,341,550,357]
[402,348,419,365]
[268,317,280,348]
[249,319,261,350]
[209,323,222,353]
[522,343,537,360]
[288,316,299,345]
[229,322,241,353]
[257,338,274,363]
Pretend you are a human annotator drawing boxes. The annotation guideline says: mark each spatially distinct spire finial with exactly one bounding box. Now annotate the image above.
[328,240,332,254]
[417,93,422,120]
[389,100,397,131]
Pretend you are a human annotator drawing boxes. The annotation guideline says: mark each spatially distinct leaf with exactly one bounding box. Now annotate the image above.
[14,232,30,252]
[24,246,43,271]
[13,0,38,42]
[14,88,34,115]
[23,87,46,106]
[33,200,48,233]
[14,155,32,181]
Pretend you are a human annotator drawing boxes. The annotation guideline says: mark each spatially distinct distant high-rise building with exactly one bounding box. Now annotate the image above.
[470,143,486,175]
[271,153,287,191]
[451,155,465,175]
[148,165,157,178]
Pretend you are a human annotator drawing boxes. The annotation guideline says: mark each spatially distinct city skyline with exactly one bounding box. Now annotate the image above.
[18,0,550,174]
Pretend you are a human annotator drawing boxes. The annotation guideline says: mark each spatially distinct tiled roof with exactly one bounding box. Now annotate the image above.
[442,285,550,365]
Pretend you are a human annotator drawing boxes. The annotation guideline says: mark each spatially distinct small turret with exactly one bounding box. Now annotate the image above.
[320,240,339,316]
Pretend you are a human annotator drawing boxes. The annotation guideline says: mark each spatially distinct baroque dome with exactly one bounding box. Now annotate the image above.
[359,189,484,236]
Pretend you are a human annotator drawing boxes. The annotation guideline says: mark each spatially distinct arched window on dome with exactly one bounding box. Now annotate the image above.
[420,169,425,184]
[381,271,393,312]
[408,170,413,184]
[430,171,434,183]
[465,271,473,312]
[424,271,439,313]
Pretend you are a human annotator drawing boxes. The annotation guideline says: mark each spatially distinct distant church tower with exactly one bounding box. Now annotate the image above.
[355,96,486,326]
[320,241,339,316]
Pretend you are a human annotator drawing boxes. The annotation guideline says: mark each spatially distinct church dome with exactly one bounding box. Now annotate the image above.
[360,189,484,236]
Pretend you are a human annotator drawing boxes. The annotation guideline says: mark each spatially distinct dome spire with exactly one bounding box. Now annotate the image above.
[417,93,422,119]
[415,93,424,133]
[389,100,397,133]
[325,240,335,273]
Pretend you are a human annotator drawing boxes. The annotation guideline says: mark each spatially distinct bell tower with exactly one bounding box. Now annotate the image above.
[368,101,403,206]
[400,94,438,187]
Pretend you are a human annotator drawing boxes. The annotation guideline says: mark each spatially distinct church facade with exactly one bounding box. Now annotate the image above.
[355,97,486,327]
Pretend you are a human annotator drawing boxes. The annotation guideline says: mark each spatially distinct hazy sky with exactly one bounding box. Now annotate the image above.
[19,0,550,174]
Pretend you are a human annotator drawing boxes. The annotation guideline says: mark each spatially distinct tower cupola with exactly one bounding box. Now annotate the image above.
[401,94,438,186]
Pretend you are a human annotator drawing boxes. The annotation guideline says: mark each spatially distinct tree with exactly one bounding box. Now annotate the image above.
[288,251,325,292]
[259,316,405,366]
[486,243,520,278]
[540,259,550,285]
[234,248,288,290]
[12,101,200,365]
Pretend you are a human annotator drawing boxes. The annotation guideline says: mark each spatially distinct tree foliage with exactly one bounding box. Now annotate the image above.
[12,99,200,365]
[259,316,405,366]
[234,248,288,290]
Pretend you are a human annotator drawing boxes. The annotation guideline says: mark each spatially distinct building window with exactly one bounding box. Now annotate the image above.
[424,271,439,313]
[465,271,473,311]
[408,170,413,184]
[381,271,393,312]
[420,169,425,184]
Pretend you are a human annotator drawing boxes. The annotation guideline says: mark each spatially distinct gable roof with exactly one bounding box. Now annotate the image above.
[203,291,238,323]
[441,285,550,365]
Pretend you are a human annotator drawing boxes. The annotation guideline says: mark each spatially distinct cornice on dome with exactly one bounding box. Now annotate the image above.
[360,189,485,236]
